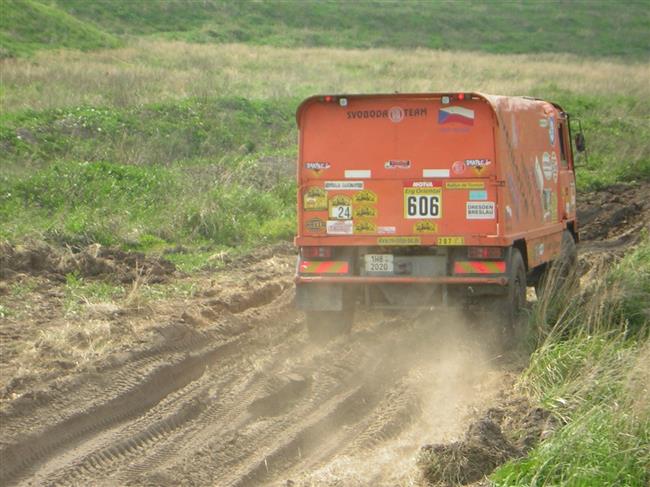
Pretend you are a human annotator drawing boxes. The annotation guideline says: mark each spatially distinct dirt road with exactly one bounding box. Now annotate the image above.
[0,267,509,486]
[1,182,647,486]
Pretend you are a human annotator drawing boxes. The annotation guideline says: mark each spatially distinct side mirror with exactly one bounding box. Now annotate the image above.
[575,133,586,152]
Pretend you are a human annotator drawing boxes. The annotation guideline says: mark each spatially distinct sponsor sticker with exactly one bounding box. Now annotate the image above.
[377,236,421,246]
[354,220,377,234]
[329,195,352,220]
[438,106,475,126]
[445,181,485,190]
[414,221,438,234]
[353,205,378,218]
[346,107,427,121]
[303,186,327,211]
[466,201,495,219]
[550,152,559,183]
[534,156,544,191]
[344,169,371,178]
[326,220,353,235]
[377,226,396,234]
[404,186,442,219]
[469,190,488,201]
[465,158,491,175]
[422,169,450,178]
[437,236,465,246]
[385,159,411,169]
[539,118,549,128]
[452,160,466,175]
[305,161,331,173]
[549,116,556,146]
[542,152,553,180]
[305,217,326,234]
[352,189,378,204]
[324,181,364,190]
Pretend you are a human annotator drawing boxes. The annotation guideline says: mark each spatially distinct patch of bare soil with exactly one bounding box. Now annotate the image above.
[418,397,557,486]
[577,181,649,257]
[0,242,175,283]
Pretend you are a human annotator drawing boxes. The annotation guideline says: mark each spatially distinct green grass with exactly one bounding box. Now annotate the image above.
[7,0,647,60]
[3,1,649,59]
[491,241,650,486]
[0,0,119,58]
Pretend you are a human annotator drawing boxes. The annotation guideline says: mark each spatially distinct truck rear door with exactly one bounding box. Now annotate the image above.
[297,94,498,245]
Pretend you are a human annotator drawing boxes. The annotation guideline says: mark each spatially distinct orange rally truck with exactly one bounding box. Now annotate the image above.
[294,92,583,340]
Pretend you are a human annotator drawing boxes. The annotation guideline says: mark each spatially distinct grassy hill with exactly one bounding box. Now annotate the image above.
[1,0,649,59]
[0,0,118,57]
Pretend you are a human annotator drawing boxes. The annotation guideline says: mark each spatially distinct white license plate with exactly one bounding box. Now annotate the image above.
[365,254,394,273]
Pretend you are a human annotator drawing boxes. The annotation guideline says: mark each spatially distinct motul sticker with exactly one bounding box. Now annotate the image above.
[466,202,495,219]
[326,220,353,235]
[324,181,364,190]
[353,189,378,203]
[305,217,326,234]
[303,186,327,211]
[385,160,411,169]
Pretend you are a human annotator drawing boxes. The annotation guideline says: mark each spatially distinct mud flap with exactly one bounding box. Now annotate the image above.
[295,284,344,311]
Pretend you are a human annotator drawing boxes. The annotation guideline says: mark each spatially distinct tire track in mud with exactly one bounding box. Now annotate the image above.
[2,281,501,487]
[1,286,298,486]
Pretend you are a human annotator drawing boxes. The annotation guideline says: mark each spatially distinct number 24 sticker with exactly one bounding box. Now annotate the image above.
[329,195,352,220]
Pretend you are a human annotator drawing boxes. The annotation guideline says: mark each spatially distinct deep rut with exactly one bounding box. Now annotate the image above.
[1,287,503,487]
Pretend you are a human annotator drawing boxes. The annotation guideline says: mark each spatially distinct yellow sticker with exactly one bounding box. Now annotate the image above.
[414,221,438,234]
[445,181,485,190]
[303,186,327,211]
[305,217,326,234]
[377,236,421,246]
[437,236,465,246]
[403,187,442,219]
[353,190,378,204]
[328,195,352,220]
[354,220,377,234]
[353,205,378,218]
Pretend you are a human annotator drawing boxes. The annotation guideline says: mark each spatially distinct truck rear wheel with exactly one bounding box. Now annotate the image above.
[491,248,527,346]
[305,309,354,343]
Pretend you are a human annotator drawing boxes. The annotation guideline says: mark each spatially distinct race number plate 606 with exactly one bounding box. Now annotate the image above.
[404,187,442,219]
[365,254,393,273]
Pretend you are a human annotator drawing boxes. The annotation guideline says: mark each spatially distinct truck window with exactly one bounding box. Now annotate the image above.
[558,122,568,168]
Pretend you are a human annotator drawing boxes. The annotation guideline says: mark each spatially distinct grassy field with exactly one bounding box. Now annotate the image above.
[3,0,650,59]
[2,41,649,255]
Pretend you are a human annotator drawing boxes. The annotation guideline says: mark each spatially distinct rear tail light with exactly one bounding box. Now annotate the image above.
[302,246,332,259]
[468,247,503,259]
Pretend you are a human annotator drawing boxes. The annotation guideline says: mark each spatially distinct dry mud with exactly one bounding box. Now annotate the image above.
[0,182,648,486]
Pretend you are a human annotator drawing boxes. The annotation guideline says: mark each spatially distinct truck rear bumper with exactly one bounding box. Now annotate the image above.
[295,275,508,286]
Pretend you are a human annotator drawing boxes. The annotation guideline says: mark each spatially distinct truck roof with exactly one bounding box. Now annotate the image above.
[296,92,565,126]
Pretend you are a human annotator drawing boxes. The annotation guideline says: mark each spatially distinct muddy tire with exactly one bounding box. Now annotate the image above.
[534,230,578,298]
[306,309,354,343]
[492,249,527,346]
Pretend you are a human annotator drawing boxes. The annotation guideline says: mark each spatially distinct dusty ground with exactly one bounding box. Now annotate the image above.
[0,182,647,486]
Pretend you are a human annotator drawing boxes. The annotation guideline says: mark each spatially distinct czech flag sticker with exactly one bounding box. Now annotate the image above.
[438,106,475,126]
